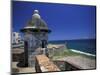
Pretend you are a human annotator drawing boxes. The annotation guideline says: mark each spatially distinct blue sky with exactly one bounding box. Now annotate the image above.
[12,1,96,40]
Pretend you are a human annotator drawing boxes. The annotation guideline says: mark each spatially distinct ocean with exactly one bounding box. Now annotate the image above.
[49,39,96,55]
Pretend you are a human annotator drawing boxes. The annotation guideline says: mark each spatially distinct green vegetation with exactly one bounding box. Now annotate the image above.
[52,49,95,60]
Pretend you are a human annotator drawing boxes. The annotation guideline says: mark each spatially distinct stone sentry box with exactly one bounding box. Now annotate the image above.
[17,10,51,67]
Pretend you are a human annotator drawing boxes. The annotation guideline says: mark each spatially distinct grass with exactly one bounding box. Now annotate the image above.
[52,49,96,60]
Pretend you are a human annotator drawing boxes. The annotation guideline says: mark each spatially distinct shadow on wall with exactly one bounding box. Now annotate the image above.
[53,60,80,71]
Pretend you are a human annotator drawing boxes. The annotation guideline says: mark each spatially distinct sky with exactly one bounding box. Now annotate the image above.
[12,1,96,40]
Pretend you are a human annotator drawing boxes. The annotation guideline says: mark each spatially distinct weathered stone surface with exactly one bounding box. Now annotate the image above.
[12,48,24,62]
[35,55,60,72]
[12,62,35,73]
[56,56,96,69]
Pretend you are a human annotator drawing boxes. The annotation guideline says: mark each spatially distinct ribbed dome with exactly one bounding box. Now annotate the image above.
[25,18,48,30]
[21,10,51,33]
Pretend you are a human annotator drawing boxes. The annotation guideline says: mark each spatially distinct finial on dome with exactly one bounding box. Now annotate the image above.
[34,10,39,14]
[32,10,41,19]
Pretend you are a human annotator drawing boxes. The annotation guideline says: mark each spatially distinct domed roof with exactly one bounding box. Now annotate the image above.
[21,10,51,33]
[27,17,48,29]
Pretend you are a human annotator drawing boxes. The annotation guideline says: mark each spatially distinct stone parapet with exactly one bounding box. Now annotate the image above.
[35,55,60,72]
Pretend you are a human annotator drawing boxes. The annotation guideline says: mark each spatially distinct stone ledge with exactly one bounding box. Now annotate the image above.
[35,55,60,72]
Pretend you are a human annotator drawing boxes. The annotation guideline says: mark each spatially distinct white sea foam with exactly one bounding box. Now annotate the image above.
[70,49,96,57]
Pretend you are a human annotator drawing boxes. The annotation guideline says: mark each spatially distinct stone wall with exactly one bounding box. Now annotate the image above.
[12,48,24,62]
[47,44,68,58]
[53,60,80,71]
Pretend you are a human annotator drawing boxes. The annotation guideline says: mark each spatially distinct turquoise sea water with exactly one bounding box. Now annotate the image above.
[49,39,96,55]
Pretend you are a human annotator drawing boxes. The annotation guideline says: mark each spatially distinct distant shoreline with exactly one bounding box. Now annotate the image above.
[70,49,96,57]
[48,39,96,55]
